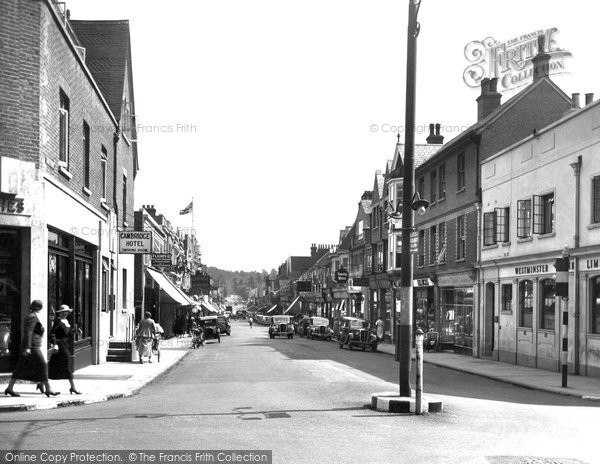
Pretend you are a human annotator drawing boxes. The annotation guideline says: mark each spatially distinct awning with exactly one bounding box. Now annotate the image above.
[147,268,193,306]
[266,305,277,314]
[283,296,301,315]
[200,301,220,314]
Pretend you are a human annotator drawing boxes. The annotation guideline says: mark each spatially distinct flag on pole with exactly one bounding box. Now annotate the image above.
[180,200,193,215]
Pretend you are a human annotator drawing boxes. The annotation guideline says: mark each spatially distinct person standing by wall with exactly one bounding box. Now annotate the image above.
[375,317,384,343]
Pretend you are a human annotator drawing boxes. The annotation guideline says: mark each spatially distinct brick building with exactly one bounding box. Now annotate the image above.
[412,43,571,355]
[0,1,138,371]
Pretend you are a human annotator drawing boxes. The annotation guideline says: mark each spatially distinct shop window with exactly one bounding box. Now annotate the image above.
[59,89,70,167]
[501,284,512,312]
[438,164,446,200]
[377,243,384,272]
[457,152,466,191]
[517,199,532,238]
[366,246,373,273]
[540,279,556,330]
[519,280,533,328]
[591,276,600,334]
[533,193,554,234]
[0,228,22,368]
[592,176,600,224]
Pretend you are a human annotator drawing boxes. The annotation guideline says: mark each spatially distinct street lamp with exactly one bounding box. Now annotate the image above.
[398,0,422,398]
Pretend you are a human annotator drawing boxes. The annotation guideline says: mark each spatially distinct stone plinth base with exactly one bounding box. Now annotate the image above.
[371,391,443,414]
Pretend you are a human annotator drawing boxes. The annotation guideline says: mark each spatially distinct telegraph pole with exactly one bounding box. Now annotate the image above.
[398,0,421,398]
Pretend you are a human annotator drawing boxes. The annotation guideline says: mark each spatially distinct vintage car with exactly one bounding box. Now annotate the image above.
[217,315,231,336]
[199,316,221,343]
[308,317,333,341]
[269,315,295,339]
[338,317,378,351]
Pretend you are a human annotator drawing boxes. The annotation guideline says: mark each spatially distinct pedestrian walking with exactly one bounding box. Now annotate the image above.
[136,312,157,364]
[375,317,384,343]
[4,300,59,397]
[248,316,253,328]
[39,305,82,395]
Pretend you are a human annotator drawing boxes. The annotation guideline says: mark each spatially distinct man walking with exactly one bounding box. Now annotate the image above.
[375,317,384,343]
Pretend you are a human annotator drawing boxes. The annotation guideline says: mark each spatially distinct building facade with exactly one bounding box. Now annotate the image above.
[0,1,138,370]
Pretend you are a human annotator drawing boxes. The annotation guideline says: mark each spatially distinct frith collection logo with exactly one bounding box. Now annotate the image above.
[463,28,572,91]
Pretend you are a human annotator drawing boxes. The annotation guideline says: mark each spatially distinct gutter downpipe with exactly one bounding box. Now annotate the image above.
[570,155,582,375]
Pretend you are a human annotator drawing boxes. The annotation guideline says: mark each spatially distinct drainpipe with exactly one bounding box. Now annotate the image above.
[570,156,582,375]
[474,202,482,358]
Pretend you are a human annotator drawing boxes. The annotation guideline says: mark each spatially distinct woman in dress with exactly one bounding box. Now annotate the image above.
[4,300,59,397]
[136,312,156,364]
[40,305,81,395]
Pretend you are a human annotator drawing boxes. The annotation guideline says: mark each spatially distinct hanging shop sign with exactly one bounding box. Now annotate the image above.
[151,253,172,267]
[335,268,349,283]
[118,231,152,254]
[413,278,434,287]
[352,277,369,287]
[190,272,211,295]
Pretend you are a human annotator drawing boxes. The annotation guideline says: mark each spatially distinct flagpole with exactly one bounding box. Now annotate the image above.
[191,197,195,237]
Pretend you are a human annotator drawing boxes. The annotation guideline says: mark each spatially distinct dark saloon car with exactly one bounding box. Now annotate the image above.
[199,316,221,343]
[269,315,295,339]
[308,317,333,341]
[338,317,378,352]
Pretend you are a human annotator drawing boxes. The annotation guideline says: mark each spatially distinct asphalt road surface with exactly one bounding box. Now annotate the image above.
[0,320,598,464]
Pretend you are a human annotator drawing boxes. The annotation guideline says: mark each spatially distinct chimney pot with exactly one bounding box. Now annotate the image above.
[532,34,551,81]
[572,93,580,109]
[435,123,441,136]
[585,93,594,105]
[489,77,498,93]
[426,122,444,144]
[428,123,434,138]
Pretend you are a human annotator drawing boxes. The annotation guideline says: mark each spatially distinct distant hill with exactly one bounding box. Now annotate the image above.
[206,266,277,300]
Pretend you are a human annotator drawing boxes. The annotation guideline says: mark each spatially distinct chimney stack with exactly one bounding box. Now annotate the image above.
[532,35,551,81]
[477,77,502,121]
[585,93,594,105]
[310,243,317,257]
[426,123,444,144]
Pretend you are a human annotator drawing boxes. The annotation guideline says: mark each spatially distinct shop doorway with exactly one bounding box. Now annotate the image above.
[484,282,495,357]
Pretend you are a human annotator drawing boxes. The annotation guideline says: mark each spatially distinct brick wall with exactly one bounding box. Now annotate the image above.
[38,4,135,228]
[0,0,41,165]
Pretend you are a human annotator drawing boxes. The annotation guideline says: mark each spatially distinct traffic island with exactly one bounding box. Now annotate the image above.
[371,391,443,414]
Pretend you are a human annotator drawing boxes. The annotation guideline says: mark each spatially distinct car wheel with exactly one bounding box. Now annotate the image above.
[348,344,353,350]
[327,337,331,342]
[339,343,343,349]
[290,334,294,339]
[361,346,366,351]
[371,343,378,352]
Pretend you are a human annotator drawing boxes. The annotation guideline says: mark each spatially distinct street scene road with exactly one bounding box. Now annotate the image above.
[1,321,598,464]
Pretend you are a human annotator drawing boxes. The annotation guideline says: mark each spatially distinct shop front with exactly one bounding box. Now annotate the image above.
[437,274,475,354]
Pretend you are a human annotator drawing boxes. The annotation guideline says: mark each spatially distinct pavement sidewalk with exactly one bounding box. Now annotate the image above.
[0,337,191,412]
[377,342,600,401]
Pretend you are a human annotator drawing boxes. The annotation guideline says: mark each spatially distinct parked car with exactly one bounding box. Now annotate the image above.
[338,316,378,352]
[217,315,231,336]
[269,315,295,339]
[199,316,221,343]
[308,317,333,341]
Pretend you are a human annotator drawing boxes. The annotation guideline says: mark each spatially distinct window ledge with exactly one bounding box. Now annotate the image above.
[457,187,466,195]
[100,201,111,212]
[483,244,499,249]
[500,310,513,315]
[438,196,446,203]
[501,241,512,247]
[58,165,73,180]
[538,232,556,240]
[517,237,533,243]
[517,327,533,332]
[456,258,466,263]
[537,329,555,334]
[123,222,129,228]
[82,187,92,197]
[587,222,600,230]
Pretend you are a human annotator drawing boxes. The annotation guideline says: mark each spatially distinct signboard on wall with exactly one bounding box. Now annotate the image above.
[190,272,211,295]
[151,253,172,268]
[118,231,152,254]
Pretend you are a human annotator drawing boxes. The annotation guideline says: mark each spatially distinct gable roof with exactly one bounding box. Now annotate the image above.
[70,20,131,120]
[389,142,442,179]
[371,170,385,203]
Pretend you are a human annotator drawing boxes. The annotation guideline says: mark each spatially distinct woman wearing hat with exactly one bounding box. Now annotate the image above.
[4,300,59,397]
[39,304,81,395]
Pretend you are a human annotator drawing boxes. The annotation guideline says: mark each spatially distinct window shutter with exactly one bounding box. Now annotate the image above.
[533,195,543,234]
[483,212,496,246]
[517,199,530,238]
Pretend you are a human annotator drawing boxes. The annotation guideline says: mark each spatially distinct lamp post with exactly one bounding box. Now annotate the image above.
[398,0,422,398]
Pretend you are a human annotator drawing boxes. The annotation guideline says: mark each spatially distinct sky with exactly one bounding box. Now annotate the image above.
[66,0,600,272]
